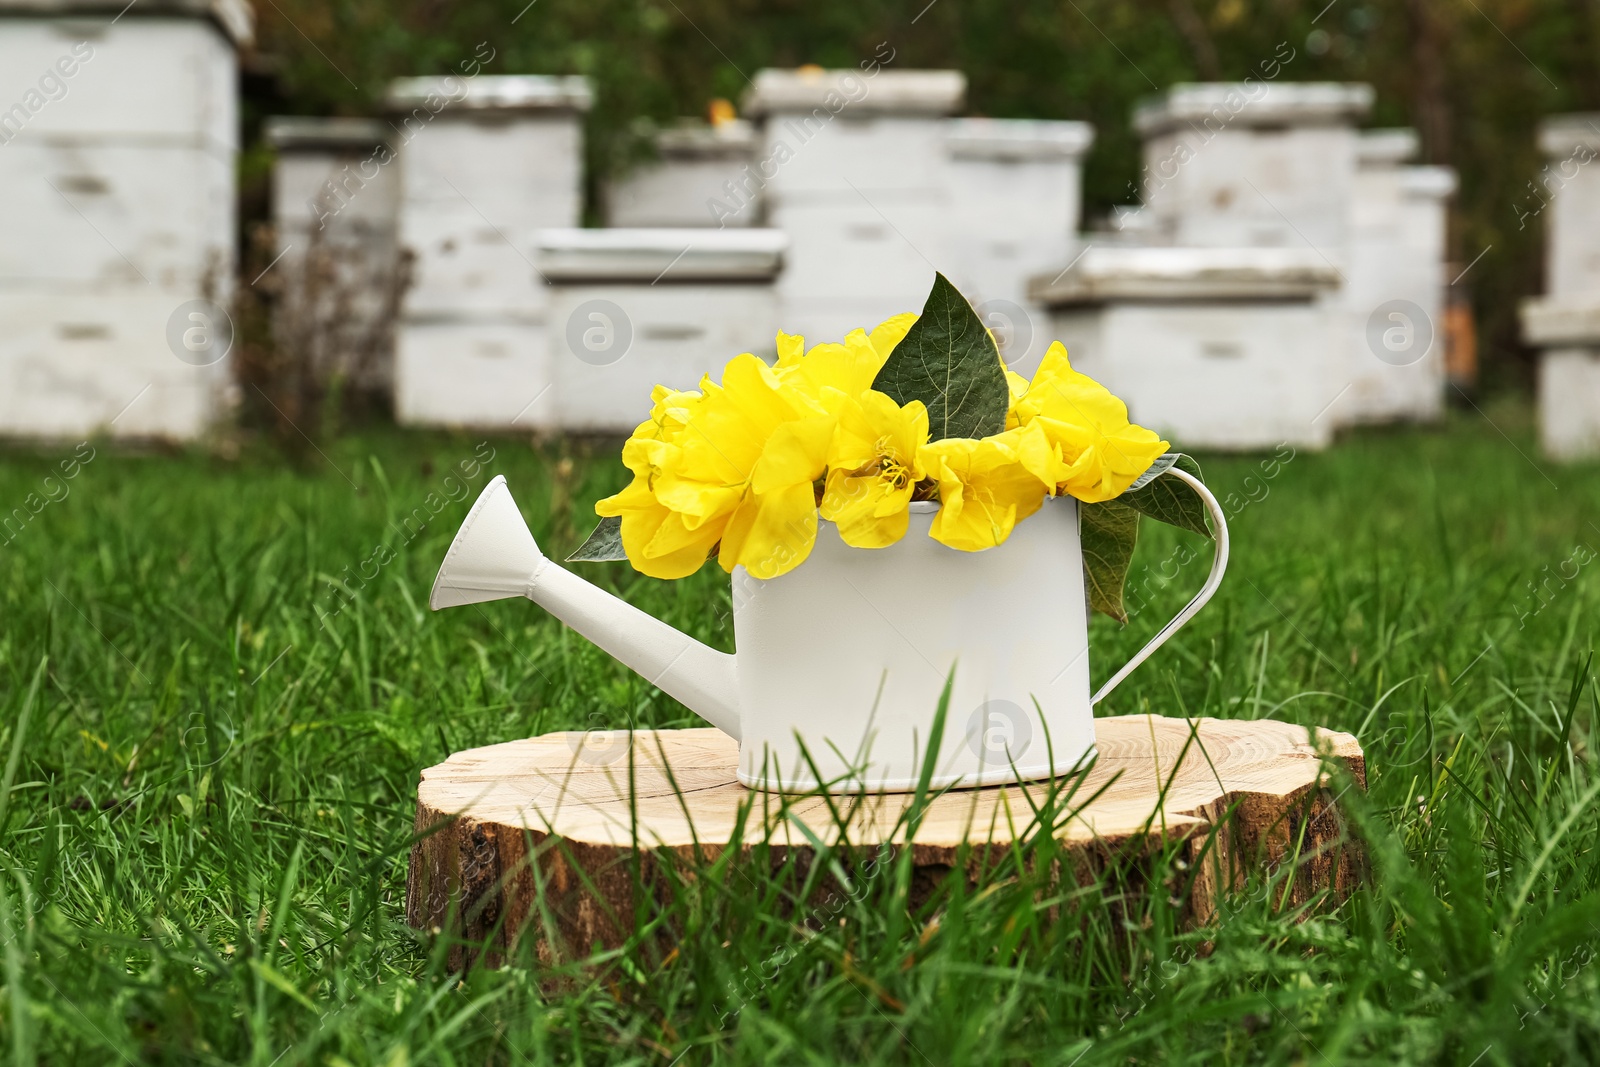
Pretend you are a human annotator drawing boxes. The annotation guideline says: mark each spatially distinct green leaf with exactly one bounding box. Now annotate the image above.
[1125,453,1179,492]
[1122,453,1212,539]
[1080,499,1141,623]
[566,516,627,562]
[872,272,1011,441]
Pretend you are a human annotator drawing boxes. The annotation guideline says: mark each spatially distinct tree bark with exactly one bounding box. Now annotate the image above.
[408,715,1366,967]
[1407,0,1453,166]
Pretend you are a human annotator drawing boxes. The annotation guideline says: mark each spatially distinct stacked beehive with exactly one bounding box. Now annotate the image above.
[943,118,1094,376]
[0,0,251,439]
[1520,116,1600,459]
[741,69,965,344]
[387,74,590,429]
[265,116,402,389]
[537,228,789,432]
[1345,128,1455,424]
[606,120,759,229]
[1036,82,1454,450]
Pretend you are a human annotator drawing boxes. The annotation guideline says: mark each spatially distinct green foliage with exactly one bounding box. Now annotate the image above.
[1082,454,1213,623]
[568,513,626,561]
[1123,453,1211,540]
[3,407,1600,1062]
[872,273,1010,442]
[1079,497,1141,623]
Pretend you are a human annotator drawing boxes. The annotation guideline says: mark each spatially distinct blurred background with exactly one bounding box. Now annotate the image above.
[3,0,1600,454]
[238,0,1595,409]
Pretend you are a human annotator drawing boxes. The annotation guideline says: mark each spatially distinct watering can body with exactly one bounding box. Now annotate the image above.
[430,475,1227,793]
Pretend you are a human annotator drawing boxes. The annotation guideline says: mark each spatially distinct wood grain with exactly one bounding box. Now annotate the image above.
[408,715,1365,965]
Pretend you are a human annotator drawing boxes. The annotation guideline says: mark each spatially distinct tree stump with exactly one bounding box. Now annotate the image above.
[407,715,1365,965]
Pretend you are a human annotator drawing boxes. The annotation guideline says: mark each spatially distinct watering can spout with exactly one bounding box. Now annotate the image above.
[429,476,742,740]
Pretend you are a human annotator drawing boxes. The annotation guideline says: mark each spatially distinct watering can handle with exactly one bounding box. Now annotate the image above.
[1090,468,1230,707]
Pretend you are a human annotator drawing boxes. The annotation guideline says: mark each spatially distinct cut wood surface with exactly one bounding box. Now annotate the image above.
[408,715,1366,963]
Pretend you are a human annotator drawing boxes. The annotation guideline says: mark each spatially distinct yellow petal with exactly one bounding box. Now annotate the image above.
[775,330,805,366]
[718,482,818,578]
[922,434,1046,552]
[750,414,835,495]
[870,313,917,357]
[595,475,655,518]
[820,471,912,549]
[612,499,721,579]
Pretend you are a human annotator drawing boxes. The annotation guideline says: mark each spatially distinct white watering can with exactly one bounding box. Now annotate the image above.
[430,473,1228,793]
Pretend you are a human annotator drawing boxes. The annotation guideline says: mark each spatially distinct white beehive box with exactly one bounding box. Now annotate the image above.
[1538,348,1600,460]
[1520,116,1600,459]
[388,74,590,428]
[393,316,552,430]
[1536,115,1600,300]
[265,117,401,387]
[743,68,962,343]
[0,4,245,145]
[607,120,758,228]
[1524,304,1600,460]
[387,75,589,317]
[1,139,233,291]
[1341,129,1454,424]
[539,228,787,432]
[0,289,230,439]
[0,0,250,440]
[743,69,964,198]
[1032,247,1343,450]
[944,118,1094,372]
[763,195,946,343]
[1133,83,1371,254]
[267,116,399,238]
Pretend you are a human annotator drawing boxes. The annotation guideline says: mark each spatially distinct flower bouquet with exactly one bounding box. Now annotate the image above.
[570,272,1216,626]
[431,272,1226,791]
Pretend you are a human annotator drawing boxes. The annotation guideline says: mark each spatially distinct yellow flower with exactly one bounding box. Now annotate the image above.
[597,313,925,578]
[596,354,834,580]
[1010,342,1168,503]
[774,313,917,415]
[820,390,930,548]
[716,410,835,578]
[1003,369,1029,430]
[920,430,1047,552]
[595,386,728,579]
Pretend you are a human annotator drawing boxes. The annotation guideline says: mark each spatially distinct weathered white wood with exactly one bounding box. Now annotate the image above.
[765,193,948,342]
[0,13,244,145]
[393,317,553,430]
[539,229,785,432]
[0,140,232,292]
[607,121,758,228]
[268,117,398,235]
[1522,115,1600,458]
[1036,247,1343,450]
[1134,83,1370,254]
[943,119,1093,370]
[1340,130,1453,424]
[743,70,962,343]
[0,2,243,440]
[389,76,589,428]
[1539,348,1600,459]
[1536,115,1600,300]
[266,117,402,389]
[537,227,787,281]
[0,290,229,439]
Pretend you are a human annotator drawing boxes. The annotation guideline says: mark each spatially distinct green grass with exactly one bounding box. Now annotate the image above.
[3,404,1600,1065]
